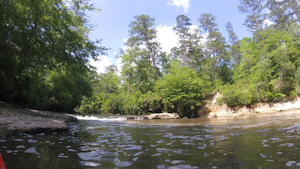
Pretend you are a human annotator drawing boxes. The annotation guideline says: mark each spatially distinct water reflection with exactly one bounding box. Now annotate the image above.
[1,111,300,168]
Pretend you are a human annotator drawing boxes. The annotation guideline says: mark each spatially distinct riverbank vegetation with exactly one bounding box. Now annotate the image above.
[1,0,300,117]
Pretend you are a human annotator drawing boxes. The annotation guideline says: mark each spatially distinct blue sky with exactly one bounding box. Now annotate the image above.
[87,0,252,73]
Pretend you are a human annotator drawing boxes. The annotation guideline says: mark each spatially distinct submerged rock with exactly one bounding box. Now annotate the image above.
[147,112,180,119]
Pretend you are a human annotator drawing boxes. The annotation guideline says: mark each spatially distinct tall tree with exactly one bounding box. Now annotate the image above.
[128,14,161,78]
[265,0,300,30]
[172,14,192,66]
[187,27,204,71]
[225,22,241,66]
[238,0,266,32]
[198,13,227,82]
[157,52,172,75]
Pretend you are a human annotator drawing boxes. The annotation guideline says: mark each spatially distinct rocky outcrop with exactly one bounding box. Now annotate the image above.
[127,116,149,120]
[0,103,77,137]
[126,113,180,120]
[147,112,180,119]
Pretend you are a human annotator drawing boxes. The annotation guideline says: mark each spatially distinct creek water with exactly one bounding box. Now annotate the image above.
[1,111,300,169]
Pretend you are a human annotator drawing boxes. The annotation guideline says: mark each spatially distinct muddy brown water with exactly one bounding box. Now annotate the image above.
[1,111,300,169]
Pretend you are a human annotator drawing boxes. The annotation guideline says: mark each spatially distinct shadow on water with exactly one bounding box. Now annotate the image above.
[1,111,300,168]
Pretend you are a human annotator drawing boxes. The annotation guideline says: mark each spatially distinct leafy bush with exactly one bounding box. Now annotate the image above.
[49,72,92,112]
[155,60,211,117]
[290,90,298,99]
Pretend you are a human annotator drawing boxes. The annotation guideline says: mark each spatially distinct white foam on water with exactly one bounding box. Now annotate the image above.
[71,115,127,122]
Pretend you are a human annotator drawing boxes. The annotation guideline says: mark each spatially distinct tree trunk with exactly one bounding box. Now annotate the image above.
[151,55,159,78]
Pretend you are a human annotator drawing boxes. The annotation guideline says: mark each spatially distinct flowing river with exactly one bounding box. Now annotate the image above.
[1,111,300,169]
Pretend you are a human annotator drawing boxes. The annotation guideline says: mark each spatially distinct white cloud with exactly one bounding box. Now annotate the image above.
[123,25,197,54]
[156,25,179,53]
[89,55,123,76]
[89,56,113,74]
[189,25,198,31]
[264,9,274,27]
[116,57,123,76]
[168,0,190,13]
[199,34,218,55]
[200,33,209,48]
[189,25,208,45]
[264,19,273,26]
[156,24,206,53]
[188,24,200,37]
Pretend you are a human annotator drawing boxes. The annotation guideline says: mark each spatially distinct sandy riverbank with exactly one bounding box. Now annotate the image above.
[198,93,300,118]
[0,102,77,137]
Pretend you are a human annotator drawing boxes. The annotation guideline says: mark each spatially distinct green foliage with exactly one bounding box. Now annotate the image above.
[48,71,92,112]
[101,93,125,115]
[290,90,298,99]
[155,60,211,117]
[139,91,163,113]
[78,68,120,114]
[220,28,299,106]
[0,0,105,112]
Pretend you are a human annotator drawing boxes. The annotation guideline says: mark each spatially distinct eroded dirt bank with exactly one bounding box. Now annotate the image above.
[0,102,77,137]
[198,93,300,118]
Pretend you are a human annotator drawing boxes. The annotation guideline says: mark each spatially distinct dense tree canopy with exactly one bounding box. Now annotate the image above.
[0,0,106,112]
